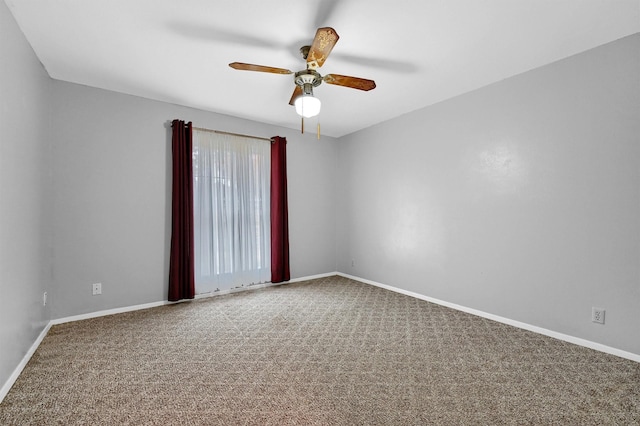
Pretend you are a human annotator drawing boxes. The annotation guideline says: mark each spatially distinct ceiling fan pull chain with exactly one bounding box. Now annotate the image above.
[317,122,321,140]
[301,117,304,134]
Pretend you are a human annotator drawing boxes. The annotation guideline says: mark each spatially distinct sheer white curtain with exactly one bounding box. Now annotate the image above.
[192,130,271,294]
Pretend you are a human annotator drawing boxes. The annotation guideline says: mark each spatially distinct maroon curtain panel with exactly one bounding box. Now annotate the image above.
[168,120,195,301]
[270,136,290,283]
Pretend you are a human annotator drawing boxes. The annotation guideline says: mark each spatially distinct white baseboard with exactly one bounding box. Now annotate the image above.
[337,272,640,363]
[193,271,338,300]
[288,272,338,283]
[0,322,52,403]
[50,300,172,326]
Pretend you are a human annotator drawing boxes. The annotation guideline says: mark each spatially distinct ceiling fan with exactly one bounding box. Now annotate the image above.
[229,27,376,121]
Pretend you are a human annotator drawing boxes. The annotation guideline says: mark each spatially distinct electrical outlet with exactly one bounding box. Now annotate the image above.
[592,307,605,324]
[92,283,102,295]
[43,292,47,306]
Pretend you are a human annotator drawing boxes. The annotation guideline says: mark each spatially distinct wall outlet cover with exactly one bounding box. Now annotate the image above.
[592,307,605,324]
[92,283,102,295]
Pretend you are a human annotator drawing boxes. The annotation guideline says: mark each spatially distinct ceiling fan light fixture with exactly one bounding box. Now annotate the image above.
[294,94,321,118]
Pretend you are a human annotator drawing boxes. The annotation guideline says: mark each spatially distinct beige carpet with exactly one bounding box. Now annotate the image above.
[1,275,639,425]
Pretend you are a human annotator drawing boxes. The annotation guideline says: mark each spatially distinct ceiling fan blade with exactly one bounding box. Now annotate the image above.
[229,62,293,74]
[288,86,303,106]
[306,27,339,69]
[323,74,376,91]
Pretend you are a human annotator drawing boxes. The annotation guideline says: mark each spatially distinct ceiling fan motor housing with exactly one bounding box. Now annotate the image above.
[294,70,322,96]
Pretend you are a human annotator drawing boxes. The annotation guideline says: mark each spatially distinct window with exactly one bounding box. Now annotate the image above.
[192,130,271,293]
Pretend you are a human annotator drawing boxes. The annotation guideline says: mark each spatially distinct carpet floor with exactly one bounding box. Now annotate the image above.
[1,275,639,425]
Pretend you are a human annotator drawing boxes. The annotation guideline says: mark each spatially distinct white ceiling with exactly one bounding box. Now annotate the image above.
[6,0,640,137]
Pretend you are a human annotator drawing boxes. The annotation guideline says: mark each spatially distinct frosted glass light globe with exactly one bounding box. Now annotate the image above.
[294,95,321,118]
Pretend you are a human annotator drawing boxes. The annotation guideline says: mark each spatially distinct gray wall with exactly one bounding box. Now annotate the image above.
[0,0,53,390]
[336,33,640,355]
[50,81,338,319]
